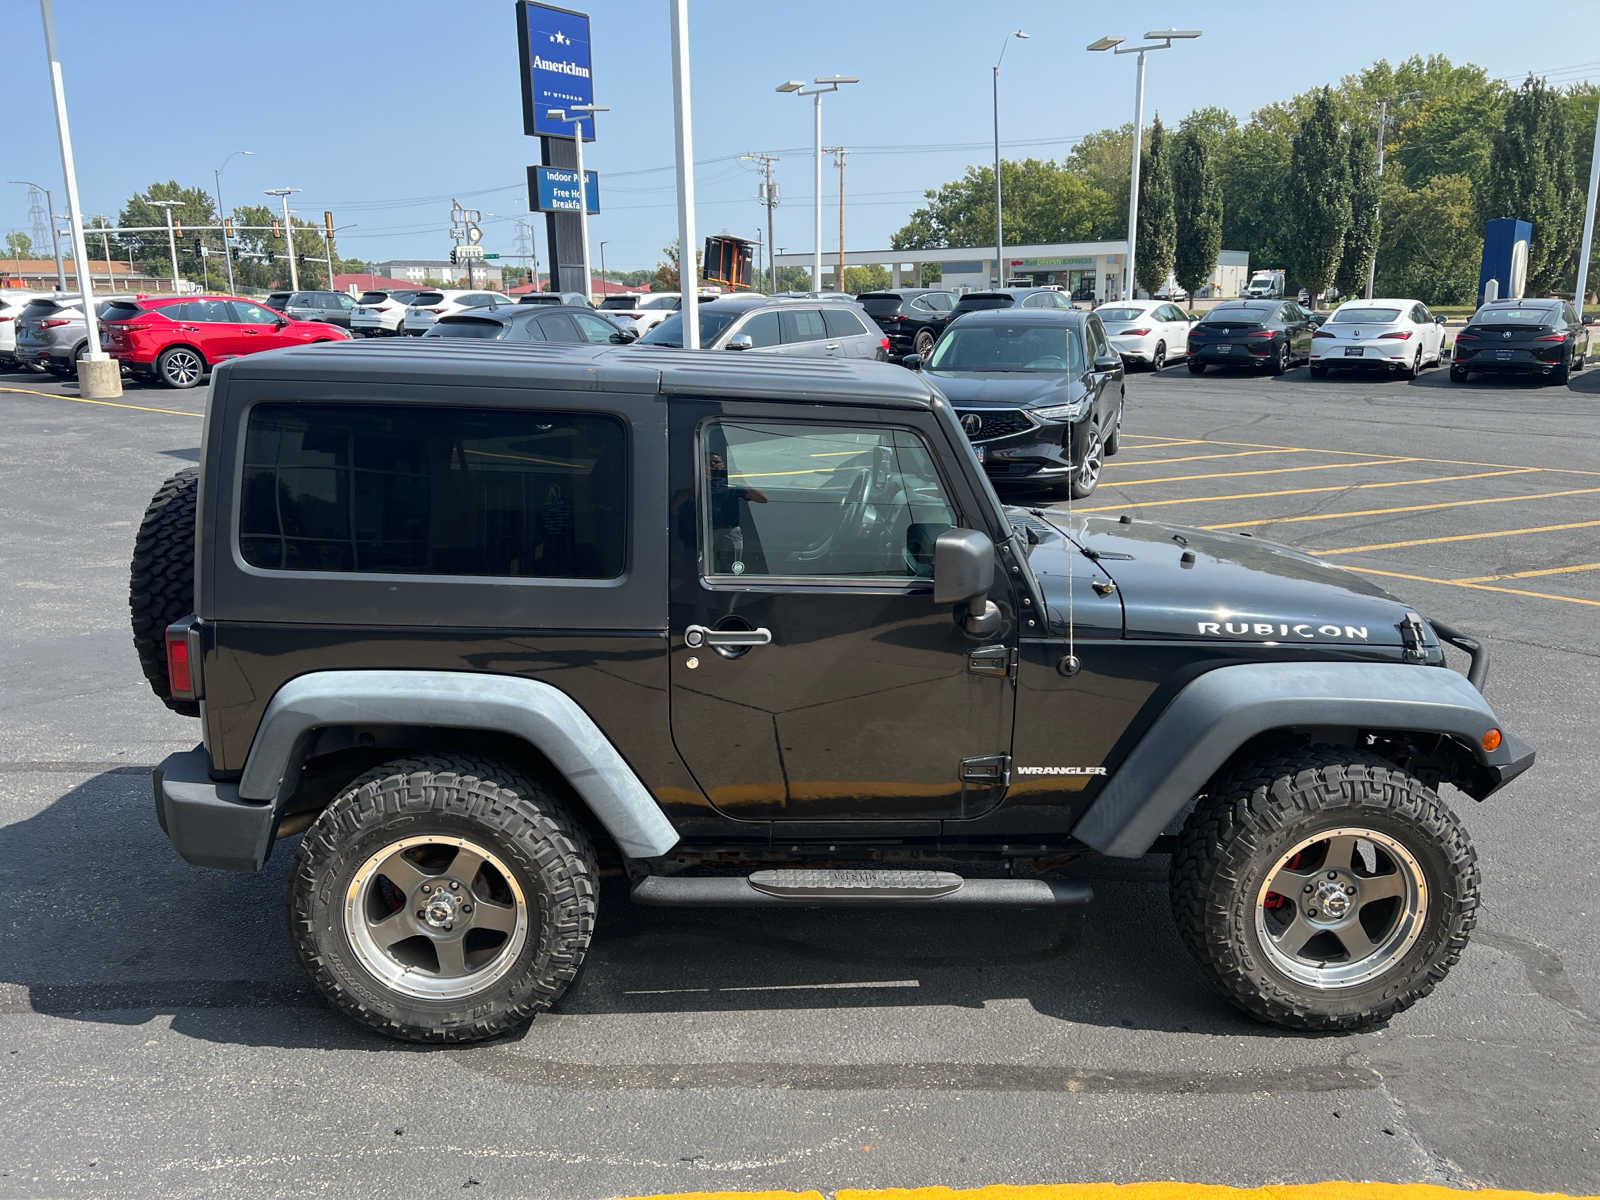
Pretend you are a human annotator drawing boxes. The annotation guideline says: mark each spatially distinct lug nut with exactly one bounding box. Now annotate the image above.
[416,909,426,918]
[1327,871,1338,880]
[1303,885,1313,894]
[449,881,460,890]
[1308,908,1318,917]
[462,903,473,913]
[444,922,454,932]
[1344,885,1356,895]
[420,884,431,894]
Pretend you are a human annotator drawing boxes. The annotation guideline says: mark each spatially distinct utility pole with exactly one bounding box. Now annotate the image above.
[11,181,66,289]
[150,199,181,293]
[1576,91,1600,317]
[95,220,113,289]
[670,0,699,345]
[825,146,846,290]
[741,152,780,294]
[214,150,250,294]
[1367,101,1386,300]
[264,187,300,290]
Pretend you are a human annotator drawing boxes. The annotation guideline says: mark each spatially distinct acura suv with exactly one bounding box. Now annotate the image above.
[100,294,350,387]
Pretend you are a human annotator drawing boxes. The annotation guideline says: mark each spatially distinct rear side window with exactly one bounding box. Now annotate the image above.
[779,308,827,342]
[430,318,505,339]
[822,307,867,337]
[239,404,627,579]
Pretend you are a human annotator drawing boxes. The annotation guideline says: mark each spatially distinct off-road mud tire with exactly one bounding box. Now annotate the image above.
[128,466,199,716]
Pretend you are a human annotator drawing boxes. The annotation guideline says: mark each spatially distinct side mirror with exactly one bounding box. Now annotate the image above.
[902,352,923,370]
[274,318,288,329]
[726,333,754,351]
[1436,315,1448,325]
[1584,316,1595,326]
[934,527,1001,636]
[610,329,638,343]
[1094,353,1120,372]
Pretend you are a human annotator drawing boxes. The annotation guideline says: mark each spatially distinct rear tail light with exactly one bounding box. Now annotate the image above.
[1378,331,1413,340]
[427,307,446,314]
[0,315,13,323]
[1455,333,1478,341]
[879,337,891,351]
[1313,331,1335,339]
[40,318,71,328]
[887,314,906,322]
[1245,330,1275,338]
[164,622,197,702]
[1533,333,1566,342]
[1124,327,1150,336]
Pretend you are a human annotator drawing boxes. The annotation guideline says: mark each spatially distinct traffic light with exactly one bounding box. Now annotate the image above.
[230,247,241,263]
[271,219,281,238]
[265,248,276,264]
[450,247,459,265]
[223,218,234,240]
[173,218,183,238]
[323,210,334,239]
[193,238,203,256]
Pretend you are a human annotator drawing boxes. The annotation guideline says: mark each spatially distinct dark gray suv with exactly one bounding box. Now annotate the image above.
[264,290,359,329]
[635,294,887,359]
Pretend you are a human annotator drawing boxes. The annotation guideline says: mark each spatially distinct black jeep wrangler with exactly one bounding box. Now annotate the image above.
[130,338,1533,1043]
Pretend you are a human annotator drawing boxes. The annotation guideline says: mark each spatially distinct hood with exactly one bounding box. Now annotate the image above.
[1022,511,1421,648]
[926,371,1071,408]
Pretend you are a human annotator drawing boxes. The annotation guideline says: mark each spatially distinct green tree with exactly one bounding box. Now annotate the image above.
[891,159,1112,253]
[842,264,891,293]
[1172,127,1222,307]
[1283,88,1351,302]
[116,181,217,286]
[1337,123,1381,297]
[1135,116,1177,297]
[1485,76,1580,294]
[651,240,703,291]
[1065,125,1140,239]
[1374,174,1481,305]
[774,264,812,291]
[4,231,33,259]
[1217,122,1293,269]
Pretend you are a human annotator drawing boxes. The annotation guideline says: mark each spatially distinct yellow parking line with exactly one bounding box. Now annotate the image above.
[1332,562,1600,609]
[1455,560,1600,582]
[1110,447,1310,467]
[1110,433,1600,478]
[0,383,202,418]
[629,1184,1600,1200]
[1308,519,1600,555]
[1111,458,1414,488]
[1078,468,1535,514]
[1202,486,1600,530]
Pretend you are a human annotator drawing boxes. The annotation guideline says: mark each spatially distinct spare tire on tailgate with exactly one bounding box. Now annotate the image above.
[129,466,199,716]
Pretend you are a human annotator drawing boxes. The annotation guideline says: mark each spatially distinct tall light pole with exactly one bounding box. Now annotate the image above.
[214,149,251,294]
[10,180,65,290]
[1577,94,1600,318]
[993,30,1028,288]
[669,0,698,344]
[598,240,608,295]
[264,187,300,290]
[149,198,182,293]
[1088,29,1201,302]
[777,75,860,292]
[547,104,609,300]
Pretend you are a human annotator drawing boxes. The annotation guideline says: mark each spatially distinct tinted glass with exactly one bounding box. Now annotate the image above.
[1333,307,1401,324]
[570,312,620,343]
[1470,307,1554,325]
[265,295,292,309]
[599,297,638,310]
[232,301,280,324]
[738,311,781,348]
[927,322,1080,373]
[1096,307,1146,323]
[857,293,906,316]
[184,299,234,322]
[518,294,562,305]
[428,317,506,339]
[822,307,867,337]
[1202,305,1270,323]
[101,301,143,322]
[703,420,955,579]
[538,312,582,342]
[21,300,68,317]
[952,294,1014,312]
[637,307,739,346]
[357,291,389,305]
[779,309,827,342]
[411,292,445,306]
[240,404,626,579]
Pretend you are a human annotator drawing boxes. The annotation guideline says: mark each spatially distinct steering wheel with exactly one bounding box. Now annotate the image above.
[793,469,870,563]
[1025,355,1068,370]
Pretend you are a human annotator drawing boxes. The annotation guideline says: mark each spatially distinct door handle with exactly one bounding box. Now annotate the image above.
[824,342,840,351]
[684,624,772,649]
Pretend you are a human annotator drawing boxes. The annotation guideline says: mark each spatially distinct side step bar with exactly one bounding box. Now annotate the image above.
[631,868,1093,908]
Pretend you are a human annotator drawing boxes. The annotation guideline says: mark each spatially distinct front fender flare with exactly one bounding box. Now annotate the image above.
[239,670,680,859]
[1072,662,1531,858]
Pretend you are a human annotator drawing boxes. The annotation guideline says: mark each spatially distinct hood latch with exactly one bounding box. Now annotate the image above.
[1399,610,1429,662]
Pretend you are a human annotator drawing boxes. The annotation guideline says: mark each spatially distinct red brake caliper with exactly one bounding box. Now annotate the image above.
[1263,849,1308,910]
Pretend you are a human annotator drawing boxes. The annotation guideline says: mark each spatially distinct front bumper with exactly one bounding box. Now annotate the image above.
[153,746,275,872]
[961,418,1075,482]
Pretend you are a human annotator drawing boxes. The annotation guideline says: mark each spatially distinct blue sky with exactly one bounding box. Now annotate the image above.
[7,0,1600,275]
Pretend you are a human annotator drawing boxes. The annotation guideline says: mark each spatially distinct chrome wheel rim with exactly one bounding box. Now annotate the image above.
[1254,826,1427,990]
[915,330,934,356]
[1278,344,1289,371]
[344,834,529,1001]
[1153,342,1165,370]
[164,350,201,386]
[1079,427,1103,488]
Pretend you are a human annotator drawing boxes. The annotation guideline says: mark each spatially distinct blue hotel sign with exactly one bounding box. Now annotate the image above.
[530,166,599,215]
[517,2,595,141]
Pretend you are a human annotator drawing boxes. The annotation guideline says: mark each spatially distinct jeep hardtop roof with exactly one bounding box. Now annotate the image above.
[214,338,941,409]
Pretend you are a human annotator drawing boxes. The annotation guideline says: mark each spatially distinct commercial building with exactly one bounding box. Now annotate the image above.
[374,259,506,288]
[1,256,167,293]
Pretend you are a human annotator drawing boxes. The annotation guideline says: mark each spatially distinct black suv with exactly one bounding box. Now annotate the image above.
[909,308,1123,499]
[950,287,1077,320]
[131,338,1531,1043]
[857,288,957,360]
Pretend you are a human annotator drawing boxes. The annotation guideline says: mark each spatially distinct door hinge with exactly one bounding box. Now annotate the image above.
[960,754,1012,786]
[969,644,1018,680]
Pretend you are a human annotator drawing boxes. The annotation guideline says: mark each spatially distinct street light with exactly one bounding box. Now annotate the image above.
[214,149,251,294]
[777,74,860,291]
[263,187,301,290]
[1088,28,1201,302]
[993,30,1028,287]
[598,239,608,295]
[9,179,65,290]
[547,104,609,300]
[148,198,182,293]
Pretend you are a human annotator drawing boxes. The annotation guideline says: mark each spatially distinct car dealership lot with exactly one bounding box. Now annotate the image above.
[0,363,1596,1199]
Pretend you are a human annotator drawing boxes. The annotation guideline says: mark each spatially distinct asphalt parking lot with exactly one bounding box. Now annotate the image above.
[0,360,1596,1200]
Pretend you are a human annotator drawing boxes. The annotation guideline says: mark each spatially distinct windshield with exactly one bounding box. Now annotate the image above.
[926,322,1081,373]
[1095,307,1148,323]
[1333,307,1401,324]
[429,318,506,340]
[953,294,1015,312]
[637,308,741,346]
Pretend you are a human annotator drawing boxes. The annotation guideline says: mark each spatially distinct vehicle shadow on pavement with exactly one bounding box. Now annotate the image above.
[0,769,1273,1050]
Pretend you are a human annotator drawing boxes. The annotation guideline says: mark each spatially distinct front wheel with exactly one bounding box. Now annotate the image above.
[1069,422,1104,499]
[156,345,205,389]
[288,754,597,1043]
[1170,746,1478,1031]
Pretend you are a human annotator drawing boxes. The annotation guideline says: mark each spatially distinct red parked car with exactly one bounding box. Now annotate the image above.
[99,294,350,388]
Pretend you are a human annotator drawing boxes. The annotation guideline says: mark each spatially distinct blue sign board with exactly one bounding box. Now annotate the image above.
[517,2,595,141]
[530,166,599,215]
[1478,217,1531,306]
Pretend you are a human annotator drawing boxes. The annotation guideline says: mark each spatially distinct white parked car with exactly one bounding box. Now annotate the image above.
[1095,299,1195,370]
[402,289,513,336]
[603,292,726,335]
[348,288,429,336]
[0,289,48,368]
[1309,298,1448,379]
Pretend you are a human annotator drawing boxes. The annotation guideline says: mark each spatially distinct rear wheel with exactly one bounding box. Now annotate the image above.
[1401,347,1421,380]
[1553,347,1572,385]
[1267,341,1290,376]
[1170,745,1478,1031]
[1151,341,1167,371]
[1187,360,1206,375]
[128,467,199,716]
[288,754,597,1043]
[913,328,935,358]
[156,345,204,389]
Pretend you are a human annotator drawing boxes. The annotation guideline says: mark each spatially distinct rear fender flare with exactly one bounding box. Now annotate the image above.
[239,670,679,859]
[1072,661,1528,858]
